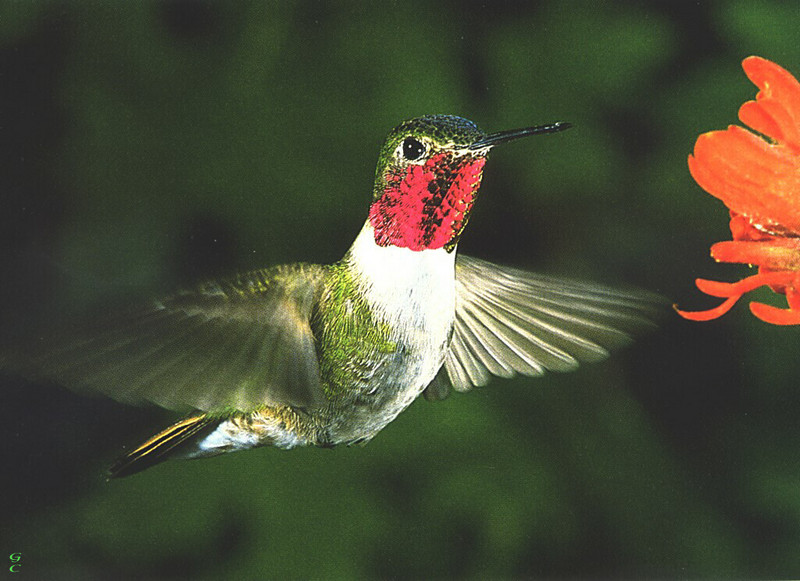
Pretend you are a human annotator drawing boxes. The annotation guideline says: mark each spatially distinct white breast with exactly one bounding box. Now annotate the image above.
[347,222,456,354]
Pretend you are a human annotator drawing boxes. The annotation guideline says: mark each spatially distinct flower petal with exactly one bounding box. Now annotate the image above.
[738,100,784,144]
[675,295,740,321]
[739,99,798,150]
[728,213,772,241]
[742,56,800,150]
[688,126,800,234]
[693,274,777,297]
[710,239,800,270]
[749,301,800,325]
[787,286,800,310]
[681,57,800,325]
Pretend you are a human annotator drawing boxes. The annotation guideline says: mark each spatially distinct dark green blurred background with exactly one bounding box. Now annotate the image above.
[2,1,800,578]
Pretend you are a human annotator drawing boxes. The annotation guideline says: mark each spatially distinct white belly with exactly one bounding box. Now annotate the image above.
[338,223,457,437]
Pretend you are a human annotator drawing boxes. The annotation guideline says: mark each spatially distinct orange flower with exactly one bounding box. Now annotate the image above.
[677,56,800,325]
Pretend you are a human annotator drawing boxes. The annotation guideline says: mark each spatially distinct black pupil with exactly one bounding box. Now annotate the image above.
[402,137,425,160]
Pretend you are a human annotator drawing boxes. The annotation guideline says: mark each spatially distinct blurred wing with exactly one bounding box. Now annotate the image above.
[6,264,328,413]
[426,255,661,400]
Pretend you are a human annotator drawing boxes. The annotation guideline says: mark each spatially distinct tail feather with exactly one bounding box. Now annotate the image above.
[109,414,218,478]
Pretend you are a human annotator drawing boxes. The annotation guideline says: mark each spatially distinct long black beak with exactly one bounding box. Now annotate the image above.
[468,121,571,150]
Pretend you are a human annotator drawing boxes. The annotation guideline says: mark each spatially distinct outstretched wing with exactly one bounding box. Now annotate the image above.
[5,263,328,413]
[426,255,661,400]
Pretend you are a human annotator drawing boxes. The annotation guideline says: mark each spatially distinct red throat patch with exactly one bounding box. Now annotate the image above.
[368,152,486,251]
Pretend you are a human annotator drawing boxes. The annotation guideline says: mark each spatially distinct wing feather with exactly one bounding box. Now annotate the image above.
[4,263,328,413]
[457,304,516,378]
[431,255,661,398]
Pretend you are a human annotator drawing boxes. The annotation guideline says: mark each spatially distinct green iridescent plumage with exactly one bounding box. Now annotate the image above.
[312,262,397,401]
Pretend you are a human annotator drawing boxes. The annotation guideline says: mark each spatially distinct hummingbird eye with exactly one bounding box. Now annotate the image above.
[401,137,426,161]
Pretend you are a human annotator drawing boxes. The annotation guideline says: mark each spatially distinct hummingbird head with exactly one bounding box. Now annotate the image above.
[368,114,570,252]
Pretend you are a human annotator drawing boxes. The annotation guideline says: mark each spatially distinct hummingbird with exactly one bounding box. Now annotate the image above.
[6,115,657,477]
